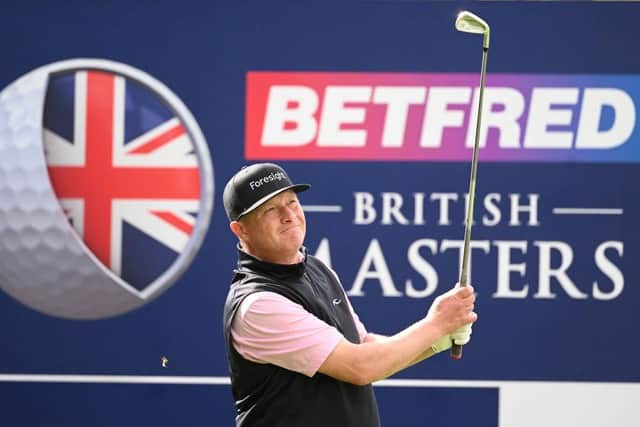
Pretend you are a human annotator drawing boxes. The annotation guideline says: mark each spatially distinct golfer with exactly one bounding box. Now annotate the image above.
[223,163,476,426]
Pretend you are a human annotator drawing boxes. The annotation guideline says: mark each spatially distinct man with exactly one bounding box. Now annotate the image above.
[223,163,476,427]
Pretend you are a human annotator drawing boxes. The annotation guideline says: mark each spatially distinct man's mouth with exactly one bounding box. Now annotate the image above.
[281,224,301,234]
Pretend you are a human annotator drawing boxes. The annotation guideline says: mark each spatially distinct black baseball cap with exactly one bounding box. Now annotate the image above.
[223,163,310,221]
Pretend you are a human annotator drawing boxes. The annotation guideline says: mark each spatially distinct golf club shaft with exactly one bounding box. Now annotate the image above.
[451,45,488,360]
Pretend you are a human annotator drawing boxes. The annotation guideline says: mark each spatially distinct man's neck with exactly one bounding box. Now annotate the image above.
[239,245,303,265]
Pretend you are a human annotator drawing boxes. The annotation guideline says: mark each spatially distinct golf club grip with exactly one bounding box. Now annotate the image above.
[450,280,469,360]
[451,343,463,359]
[450,283,466,359]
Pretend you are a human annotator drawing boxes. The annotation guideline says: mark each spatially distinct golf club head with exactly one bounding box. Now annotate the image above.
[456,11,490,49]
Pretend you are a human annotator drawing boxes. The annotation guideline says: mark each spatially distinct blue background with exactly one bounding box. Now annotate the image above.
[2,1,639,426]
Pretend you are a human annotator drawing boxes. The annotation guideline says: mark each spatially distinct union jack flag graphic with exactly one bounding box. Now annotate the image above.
[43,70,202,292]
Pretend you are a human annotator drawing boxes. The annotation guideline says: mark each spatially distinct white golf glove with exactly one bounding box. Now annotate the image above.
[431,324,473,354]
[430,334,452,354]
[451,323,472,345]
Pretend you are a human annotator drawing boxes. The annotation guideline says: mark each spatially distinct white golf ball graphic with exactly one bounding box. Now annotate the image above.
[0,59,213,319]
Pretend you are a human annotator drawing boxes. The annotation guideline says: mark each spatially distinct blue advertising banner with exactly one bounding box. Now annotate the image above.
[1,1,640,426]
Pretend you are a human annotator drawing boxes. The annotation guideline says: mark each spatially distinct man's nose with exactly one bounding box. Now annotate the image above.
[280,205,296,222]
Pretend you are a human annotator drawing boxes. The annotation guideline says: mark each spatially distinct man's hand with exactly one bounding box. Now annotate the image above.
[425,284,477,337]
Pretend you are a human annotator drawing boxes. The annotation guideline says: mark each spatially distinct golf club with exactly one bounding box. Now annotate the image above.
[451,10,490,360]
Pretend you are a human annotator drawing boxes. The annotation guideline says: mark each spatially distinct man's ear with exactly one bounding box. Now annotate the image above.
[229,221,244,240]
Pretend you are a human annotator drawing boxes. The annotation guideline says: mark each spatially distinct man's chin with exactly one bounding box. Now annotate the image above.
[282,236,305,253]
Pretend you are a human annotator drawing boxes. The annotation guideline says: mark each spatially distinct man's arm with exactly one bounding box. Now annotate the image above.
[362,333,438,370]
[318,285,476,386]
[318,319,442,385]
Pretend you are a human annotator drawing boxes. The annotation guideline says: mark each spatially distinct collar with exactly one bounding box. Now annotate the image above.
[236,245,307,279]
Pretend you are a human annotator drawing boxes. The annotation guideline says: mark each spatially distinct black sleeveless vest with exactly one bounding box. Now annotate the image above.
[223,248,381,427]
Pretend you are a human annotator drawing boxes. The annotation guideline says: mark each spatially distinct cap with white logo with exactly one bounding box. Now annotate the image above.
[223,163,310,221]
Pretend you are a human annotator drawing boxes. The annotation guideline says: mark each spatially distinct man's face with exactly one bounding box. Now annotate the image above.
[235,190,306,264]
